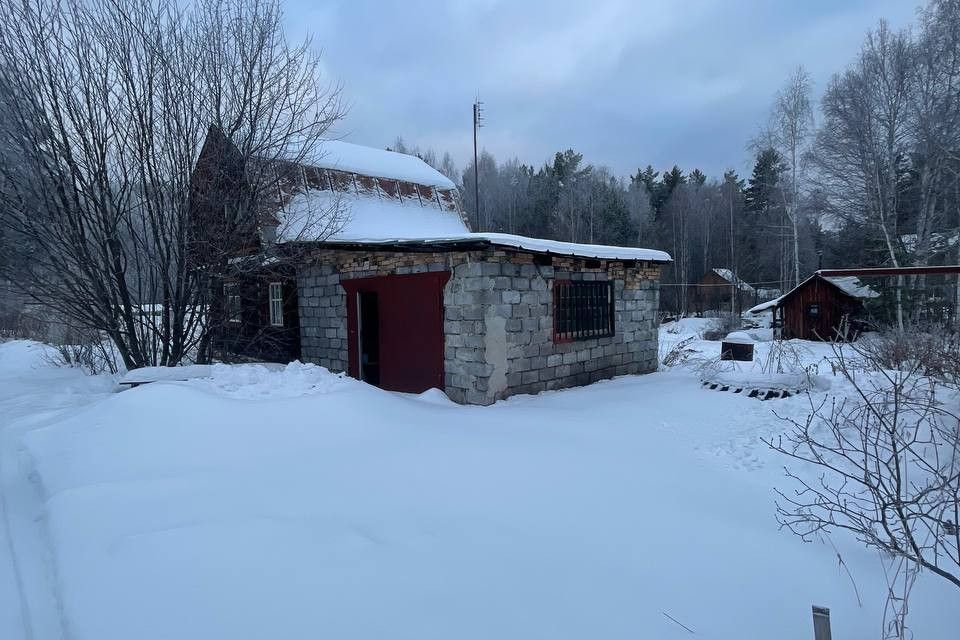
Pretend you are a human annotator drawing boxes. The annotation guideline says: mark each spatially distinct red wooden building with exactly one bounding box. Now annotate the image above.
[749,272,879,341]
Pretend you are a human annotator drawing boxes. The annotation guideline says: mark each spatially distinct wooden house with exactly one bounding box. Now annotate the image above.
[749,273,879,341]
[689,268,754,314]
[190,129,672,404]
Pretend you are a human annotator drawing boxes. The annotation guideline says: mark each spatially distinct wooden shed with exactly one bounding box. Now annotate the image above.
[749,273,879,341]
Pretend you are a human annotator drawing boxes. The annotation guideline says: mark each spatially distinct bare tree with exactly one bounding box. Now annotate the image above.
[812,22,913,329]
[770,66,814,289]
[0,0,344,369]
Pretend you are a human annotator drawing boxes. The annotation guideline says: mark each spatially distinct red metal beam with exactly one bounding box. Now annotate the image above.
[818,265,960,277]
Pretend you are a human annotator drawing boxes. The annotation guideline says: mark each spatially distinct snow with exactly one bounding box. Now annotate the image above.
[749,296,782,314]
[463,233,672,262]
[320,231,673,262]
[0,336,956,639]
[705,368,815,392]
[120,364,214,385]
[315,140,455,189]
[279,188,470,243]
[822,275,880,299]
[278,188,671,262]
[723,330,755,344]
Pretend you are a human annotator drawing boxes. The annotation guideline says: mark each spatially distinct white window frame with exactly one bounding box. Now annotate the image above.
[268,282,284,327]
[224,283,242,324]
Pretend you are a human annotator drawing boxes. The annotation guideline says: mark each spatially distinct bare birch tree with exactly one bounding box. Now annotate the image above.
[812,21,913,329]
[771,66,814,289]
[0,0,344,368]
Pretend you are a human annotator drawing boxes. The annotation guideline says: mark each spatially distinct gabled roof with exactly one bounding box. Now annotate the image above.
[264,140,470,243]
[710,268,755,292]
[748,272,879,314]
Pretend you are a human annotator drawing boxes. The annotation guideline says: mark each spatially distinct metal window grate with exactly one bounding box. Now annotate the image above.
[553,280,615,342]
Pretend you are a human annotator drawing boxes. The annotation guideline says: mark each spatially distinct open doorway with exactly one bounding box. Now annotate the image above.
[343,272,449,393]
[357,291,380,384]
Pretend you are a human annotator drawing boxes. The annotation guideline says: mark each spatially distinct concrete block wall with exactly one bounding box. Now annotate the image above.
[442,253,660,404]
[296,247,662,405]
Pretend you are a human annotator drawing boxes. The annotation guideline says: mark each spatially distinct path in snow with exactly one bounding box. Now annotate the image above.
[0,342,115,640]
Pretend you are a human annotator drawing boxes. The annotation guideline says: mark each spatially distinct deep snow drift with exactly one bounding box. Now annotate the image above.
[0,328,956,639]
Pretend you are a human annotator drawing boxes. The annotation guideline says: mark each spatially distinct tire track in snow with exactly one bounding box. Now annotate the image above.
[0,442,33,640]
[0,344,115,640]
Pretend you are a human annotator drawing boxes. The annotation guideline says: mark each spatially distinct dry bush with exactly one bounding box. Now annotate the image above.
[659,336,697,368]
[857,324,960,388]
[46,327,119,374]
[767,334,960,638]
[702,313,741,341]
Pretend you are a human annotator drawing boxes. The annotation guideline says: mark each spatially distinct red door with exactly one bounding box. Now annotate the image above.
[342,271,450,393]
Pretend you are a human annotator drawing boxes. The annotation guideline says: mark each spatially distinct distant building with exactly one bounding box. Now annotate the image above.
[689,268,779,315]
[191,128,672,404]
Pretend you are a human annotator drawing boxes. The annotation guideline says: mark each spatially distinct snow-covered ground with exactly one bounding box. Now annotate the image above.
[0,325,956,639]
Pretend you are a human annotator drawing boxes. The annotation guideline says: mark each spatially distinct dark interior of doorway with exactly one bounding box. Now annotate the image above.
[358,291,380,385]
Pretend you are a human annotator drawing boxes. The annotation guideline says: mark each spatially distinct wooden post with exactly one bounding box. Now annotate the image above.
[812,605,832,640]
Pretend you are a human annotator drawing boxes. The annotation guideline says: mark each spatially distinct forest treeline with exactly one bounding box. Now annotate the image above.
[394,0,960,314]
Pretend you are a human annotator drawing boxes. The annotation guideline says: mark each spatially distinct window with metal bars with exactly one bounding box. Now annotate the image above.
[553,280,615,342]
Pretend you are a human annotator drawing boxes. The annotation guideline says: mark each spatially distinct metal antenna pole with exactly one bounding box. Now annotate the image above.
[472,98,484,230]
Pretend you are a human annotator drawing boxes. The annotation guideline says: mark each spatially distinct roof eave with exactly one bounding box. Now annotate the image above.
[283,238,672,264]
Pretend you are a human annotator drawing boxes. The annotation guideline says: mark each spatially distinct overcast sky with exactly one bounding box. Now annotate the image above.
[284,0,919,181]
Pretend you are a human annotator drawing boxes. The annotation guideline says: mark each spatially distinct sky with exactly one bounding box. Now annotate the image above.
[284,0,920,181]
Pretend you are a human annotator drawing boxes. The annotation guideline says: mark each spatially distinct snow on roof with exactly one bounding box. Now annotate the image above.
[823,276,880,299]
[313,140,455,189]
[711,268,755,291]
[430,233,672,262]
[748,296,782,314]
[278,189,470,243]
[331,232,672,262]
[276,190,671,261]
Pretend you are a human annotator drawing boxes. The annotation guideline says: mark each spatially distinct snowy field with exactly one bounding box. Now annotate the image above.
[0,322,957,639]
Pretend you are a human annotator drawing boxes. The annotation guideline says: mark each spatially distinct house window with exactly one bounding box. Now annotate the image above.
[268,282,284,327]
[808,303,820,318]
[225,284,241,324]
[553,280,615,342]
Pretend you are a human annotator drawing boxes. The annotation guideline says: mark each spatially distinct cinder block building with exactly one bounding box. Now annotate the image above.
[200,129,671,404]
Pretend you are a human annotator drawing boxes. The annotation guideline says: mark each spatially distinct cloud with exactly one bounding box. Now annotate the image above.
[285,0,920,179]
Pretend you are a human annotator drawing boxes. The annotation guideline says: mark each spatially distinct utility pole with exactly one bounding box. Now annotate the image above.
[472,98,484,230]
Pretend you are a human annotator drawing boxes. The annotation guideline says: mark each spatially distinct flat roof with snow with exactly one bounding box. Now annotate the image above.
[318,232,672,263]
